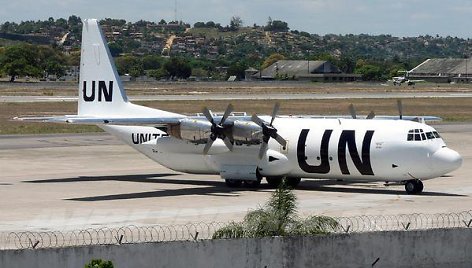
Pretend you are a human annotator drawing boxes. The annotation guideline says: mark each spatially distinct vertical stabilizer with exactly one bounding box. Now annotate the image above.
[79,19,128,116]
[78,19,180,118]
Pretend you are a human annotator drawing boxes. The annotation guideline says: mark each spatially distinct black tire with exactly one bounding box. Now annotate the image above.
[266,176,283,188]
[243,178,261,188]
[415,179,424,193]
[404,179,423,194]
[285,177,301,188]
[225,179,242,188]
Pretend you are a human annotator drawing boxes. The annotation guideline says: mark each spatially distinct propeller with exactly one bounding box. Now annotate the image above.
[202,104,234,154]
[366,111,376,120]
[397,99,403,120]
[349,104,357,119]
[251,103,287,159]
[349,103,375,119]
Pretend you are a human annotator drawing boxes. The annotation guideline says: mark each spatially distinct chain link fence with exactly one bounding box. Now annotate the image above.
[1,210,471,250]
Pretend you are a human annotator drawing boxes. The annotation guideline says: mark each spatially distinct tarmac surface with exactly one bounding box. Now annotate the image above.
[0,124,471,232]
[3,91,472,102]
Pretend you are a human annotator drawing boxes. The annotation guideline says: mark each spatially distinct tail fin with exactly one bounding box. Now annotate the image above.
[78,19,179,118]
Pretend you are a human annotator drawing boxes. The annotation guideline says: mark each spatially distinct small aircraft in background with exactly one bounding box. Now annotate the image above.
[392,70,425,86]
[15,19,462,195]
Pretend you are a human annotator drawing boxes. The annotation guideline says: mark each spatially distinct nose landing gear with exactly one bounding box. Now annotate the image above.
[404,179,424,194]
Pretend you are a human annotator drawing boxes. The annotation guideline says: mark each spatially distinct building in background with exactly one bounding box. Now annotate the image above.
[252,60,360,82]
[409,58,471,83]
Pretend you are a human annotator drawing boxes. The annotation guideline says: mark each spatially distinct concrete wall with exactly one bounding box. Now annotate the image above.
[1,228,471,268]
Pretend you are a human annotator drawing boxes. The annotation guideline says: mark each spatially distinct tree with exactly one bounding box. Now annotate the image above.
[84,259,113,268]
[227,61,247,80]
[115,55,143,77]
[147,67,169,80]
[212,183,339,239]
[0,44,42,82]
[38,46,66,77]
[229,16,242,31]
[194,22,206,28]
[265,19,289,32]
[205,21,216,28]
[142,55,163,70]
[261,53,285,70]
[108,42,123,57]
[163,57,192,79]
[355,60,384,81]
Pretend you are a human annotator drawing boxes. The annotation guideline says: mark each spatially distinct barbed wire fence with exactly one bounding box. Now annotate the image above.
[1,210,471,250]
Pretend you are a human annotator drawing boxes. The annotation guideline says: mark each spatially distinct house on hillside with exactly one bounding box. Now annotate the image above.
[252,60,360,82]
[409,58,471,83]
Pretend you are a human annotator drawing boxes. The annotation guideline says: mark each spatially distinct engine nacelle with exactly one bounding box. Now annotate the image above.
[258,150,293,176]
[168,119,212,143]
[232,120,262,145]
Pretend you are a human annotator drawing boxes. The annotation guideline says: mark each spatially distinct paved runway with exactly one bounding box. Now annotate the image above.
[0,124,471,232]
[2,91,472,102]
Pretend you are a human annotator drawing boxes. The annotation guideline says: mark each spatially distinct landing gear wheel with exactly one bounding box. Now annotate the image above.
[266,176,283,188]
[404,179,423,194]
[285,177,301,188]
[243,178,261,188]
[416,179,424,193]
[225,179,242,188]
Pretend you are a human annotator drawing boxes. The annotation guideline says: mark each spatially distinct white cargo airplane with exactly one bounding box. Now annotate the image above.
[17,19,462,194]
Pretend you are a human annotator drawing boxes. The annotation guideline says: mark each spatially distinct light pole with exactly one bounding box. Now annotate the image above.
[466,56,468,82]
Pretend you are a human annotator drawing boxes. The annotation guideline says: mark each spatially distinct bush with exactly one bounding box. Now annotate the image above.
[212,183,339,239]
[84,259,114,268]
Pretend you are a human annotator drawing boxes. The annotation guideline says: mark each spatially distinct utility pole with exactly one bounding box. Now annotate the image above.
[174,0,177,22]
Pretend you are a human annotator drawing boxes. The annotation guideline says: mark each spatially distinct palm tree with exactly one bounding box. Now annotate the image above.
[212,183,338,239]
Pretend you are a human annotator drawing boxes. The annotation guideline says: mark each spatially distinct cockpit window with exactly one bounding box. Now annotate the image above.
[407,129,438,141]
[407,130,414,141]
[426,132,434,139]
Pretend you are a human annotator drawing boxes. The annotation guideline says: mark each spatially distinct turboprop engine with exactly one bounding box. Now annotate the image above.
[231,120,262,145]
[167,103,288,159]
[167,119,212,144]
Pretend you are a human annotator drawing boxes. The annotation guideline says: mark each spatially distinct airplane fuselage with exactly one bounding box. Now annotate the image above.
[102,117,461,184]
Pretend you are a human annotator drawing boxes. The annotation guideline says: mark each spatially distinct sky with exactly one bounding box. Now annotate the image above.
[0,0,470,38]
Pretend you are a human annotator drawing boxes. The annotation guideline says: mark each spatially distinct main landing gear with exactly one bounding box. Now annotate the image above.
[404,179,424,194]
[266,176,301,188]
[225,176,301,189]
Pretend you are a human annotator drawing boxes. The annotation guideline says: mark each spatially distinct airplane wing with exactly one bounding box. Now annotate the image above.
[281,115,441,122]
[13,115,185,125]
[14,114,441,126]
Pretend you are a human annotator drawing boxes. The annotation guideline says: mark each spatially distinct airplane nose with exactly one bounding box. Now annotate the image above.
[430,147,462,174]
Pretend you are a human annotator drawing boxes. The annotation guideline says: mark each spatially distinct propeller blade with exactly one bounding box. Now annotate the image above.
[223,137,234,151]
[274,134,287,148]
[366,111,375,119]
[397,99,403,120]
[251,114,265,127]
[203,138,214,155]
[220,103,234,124]
[349,104,357,119]
[270,103,280,125]
[258,141,268,159]
[203,107,214,124]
